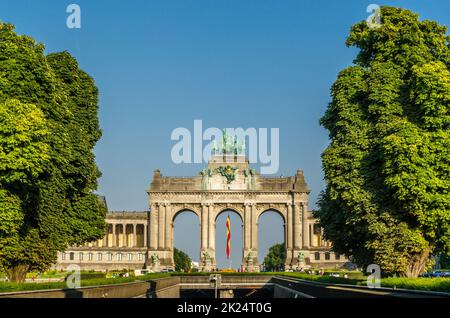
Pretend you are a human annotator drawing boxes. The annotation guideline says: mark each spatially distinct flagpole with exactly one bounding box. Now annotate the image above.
[227,213,231,270]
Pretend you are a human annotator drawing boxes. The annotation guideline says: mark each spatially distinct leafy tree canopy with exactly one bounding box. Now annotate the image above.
[263,243,285,272]
[316,7,450,277]
[0,22,106,281]
[174,248,192,272]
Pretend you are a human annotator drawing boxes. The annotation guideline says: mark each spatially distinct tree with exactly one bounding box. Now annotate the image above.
[0,22,106,282]
[439,254,450,269]
[174,248,192,272]
[316,7,450,277]
[263,243,285,272]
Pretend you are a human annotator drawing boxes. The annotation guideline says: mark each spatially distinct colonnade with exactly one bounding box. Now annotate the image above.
[86,223,147,248]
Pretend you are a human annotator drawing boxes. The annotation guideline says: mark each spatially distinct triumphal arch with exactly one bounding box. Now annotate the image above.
[146,139,324,272]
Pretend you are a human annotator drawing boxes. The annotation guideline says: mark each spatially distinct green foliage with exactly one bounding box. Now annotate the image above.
[0,22,106,281]
[77,272,106,280]
[0,273,171,292]
[439,254,450,269]
[263,243,286,271]
[280,273,450,293]
[0,99,50,184]
[316,7,450,278]
[174,248,192,272]
[279,272,364,285]
[380,277,450,292]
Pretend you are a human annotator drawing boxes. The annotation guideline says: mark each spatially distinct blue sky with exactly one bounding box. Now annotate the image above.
[1,0,449,267]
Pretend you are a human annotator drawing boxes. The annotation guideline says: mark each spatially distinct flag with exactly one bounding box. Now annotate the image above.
[226,215,231,259]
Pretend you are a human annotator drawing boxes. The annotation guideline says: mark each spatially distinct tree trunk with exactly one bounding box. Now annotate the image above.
[404,248,432,278]
[6,264,30,283]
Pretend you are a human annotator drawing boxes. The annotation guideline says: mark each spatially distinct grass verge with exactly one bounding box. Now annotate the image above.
[0,273,170,293]
[278,272,450,293]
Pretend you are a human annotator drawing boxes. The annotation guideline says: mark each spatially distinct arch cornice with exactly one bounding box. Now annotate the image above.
[255,203,288,223]
[171,203,201,221]
[212,203,245,222]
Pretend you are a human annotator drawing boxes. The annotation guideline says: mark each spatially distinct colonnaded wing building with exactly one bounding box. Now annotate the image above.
[54,153,348,272]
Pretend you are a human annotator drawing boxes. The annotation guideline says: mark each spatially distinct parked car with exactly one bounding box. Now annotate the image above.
[419,272,432,278]
[432,270,443,277]
[430,270,450,277]
[441,271,450,278]
[328,273,340,278]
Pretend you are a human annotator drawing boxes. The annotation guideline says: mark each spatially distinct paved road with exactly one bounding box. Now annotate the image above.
[273,276,447,298]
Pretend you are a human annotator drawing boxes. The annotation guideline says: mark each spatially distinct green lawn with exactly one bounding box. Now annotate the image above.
[381,277,450,292]
[0,273,170,293]
[278,272,450,293]
[279,272,365,285]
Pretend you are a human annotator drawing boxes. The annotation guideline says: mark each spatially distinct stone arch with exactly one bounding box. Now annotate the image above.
[257,208,287,224]
[255,205,287,222]
[213,205,244,222]
[172,207,201,224]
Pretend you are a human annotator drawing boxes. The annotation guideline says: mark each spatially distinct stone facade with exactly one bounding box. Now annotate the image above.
[54,155,347,272]
[53,212,148,271]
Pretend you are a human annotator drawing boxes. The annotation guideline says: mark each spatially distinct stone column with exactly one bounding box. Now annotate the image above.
[244,203,251,250]
[133,223,137,247]
[150,204,158,250]
[122,223,127,247]
[146,210,151,247]
[169,222,174,251]
[287,203,293,249]
[107,224,112,247]
[293,203,302,250]
[112,223,116,247]
[285,202,294,268]
[201,203,208,251]
[302,202,310,248]
[144,224,148,247]
[208,204,216,269]
[250,203,259,269]
[158,203,165,250]
[165,204,172,250]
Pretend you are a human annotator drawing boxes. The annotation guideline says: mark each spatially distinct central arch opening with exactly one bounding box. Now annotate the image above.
[173,210,200,271]
[215,209,243,270]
